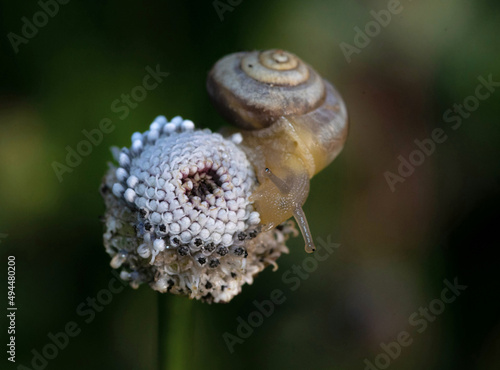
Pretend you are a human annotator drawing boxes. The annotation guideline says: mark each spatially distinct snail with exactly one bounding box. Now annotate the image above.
[207,49,348,253]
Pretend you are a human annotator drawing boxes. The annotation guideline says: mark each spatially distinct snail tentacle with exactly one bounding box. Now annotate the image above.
[292,206,316,253]
[263,167,316,253]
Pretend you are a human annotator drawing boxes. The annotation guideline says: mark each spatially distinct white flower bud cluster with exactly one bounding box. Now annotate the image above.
[101,116,296,303]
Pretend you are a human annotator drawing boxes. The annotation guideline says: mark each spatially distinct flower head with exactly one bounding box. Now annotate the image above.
[101,116,296,303]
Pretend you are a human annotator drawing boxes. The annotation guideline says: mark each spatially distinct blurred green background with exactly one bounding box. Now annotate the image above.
[1,0,499,369]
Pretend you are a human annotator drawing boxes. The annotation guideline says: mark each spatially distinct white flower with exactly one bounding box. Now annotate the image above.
[101,116,296,303]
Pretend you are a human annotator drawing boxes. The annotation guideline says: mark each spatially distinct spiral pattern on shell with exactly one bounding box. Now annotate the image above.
[207,49,328,130]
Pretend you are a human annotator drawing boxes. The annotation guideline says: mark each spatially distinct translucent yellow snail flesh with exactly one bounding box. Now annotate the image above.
[207,49,348,253]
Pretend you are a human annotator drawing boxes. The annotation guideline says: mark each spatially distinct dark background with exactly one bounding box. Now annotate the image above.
[1,0,499,369]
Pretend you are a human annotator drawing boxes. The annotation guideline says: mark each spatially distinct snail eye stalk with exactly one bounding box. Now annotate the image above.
[263,168,316,253]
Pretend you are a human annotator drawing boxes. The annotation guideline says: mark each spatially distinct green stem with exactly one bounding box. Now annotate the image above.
[158,294,194,370]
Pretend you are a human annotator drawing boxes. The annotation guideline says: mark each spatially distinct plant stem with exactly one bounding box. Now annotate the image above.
[158,294,194,370]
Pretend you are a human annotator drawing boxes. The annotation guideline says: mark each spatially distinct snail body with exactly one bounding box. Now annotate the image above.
[207,49,348,253]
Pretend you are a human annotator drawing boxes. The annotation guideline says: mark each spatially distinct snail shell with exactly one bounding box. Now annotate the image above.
[207,49,348,253]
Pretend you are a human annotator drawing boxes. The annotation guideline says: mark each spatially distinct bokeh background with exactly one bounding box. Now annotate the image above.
[1,0,499,369]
